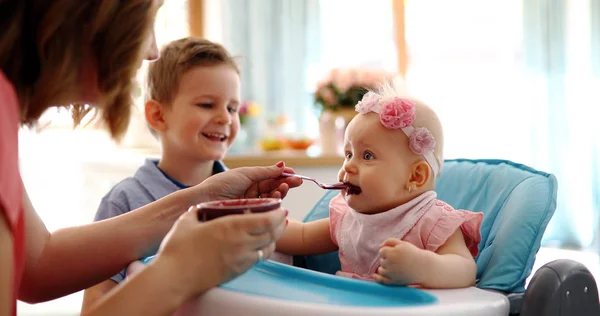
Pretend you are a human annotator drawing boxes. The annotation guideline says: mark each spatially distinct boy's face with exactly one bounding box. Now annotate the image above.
[337,114,418,214]
[162,64,241,161]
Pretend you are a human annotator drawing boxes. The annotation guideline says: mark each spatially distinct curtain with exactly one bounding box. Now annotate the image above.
[400,0,599,249]
[523,0,600,249]
[589,0,600,248]
[219,0,321,137]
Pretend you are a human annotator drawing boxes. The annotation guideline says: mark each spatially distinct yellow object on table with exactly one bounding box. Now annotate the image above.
[260,137,286,151]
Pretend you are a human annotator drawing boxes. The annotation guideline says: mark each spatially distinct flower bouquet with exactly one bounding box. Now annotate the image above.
[314,68,396,154]
[239,100,261,125]
[229,100,261,154]
[313,68,396,113]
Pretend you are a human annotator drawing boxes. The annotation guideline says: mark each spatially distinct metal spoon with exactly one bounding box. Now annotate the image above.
[281,172,348,190]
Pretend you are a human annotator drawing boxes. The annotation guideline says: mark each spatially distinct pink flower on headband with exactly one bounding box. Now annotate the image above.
[355,92,381,114]
[409,127,436,155]
[379,98,416,129]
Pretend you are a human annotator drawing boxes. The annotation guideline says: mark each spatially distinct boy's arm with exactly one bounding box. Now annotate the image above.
[82,258,194,316]
[80,198,129,312]
[276,218,338,255]
[81,280,118,314]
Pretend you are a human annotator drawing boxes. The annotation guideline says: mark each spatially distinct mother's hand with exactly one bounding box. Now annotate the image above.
[153,205,288,298]
[198,161,302,201]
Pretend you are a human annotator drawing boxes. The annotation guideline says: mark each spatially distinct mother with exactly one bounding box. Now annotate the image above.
[0,1,301,315]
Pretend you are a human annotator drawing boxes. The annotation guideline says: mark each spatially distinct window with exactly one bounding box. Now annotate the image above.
[303,0,398,137]
[310,0,599,247]
[404,0,525,161]
[312,0,397,74]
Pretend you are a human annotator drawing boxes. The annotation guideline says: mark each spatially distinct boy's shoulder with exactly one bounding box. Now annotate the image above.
[213,160,228,173]
[94,176,153,220]
[94,159,228,221]
[102,176,147,204]
[94,159,179,220]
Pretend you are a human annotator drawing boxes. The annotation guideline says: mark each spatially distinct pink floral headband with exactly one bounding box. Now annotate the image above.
[355,92,440,178]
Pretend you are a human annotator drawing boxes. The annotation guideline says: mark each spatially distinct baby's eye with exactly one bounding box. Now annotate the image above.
[228,106,238,113]
[345,152,353,160]
[363,151,374,160]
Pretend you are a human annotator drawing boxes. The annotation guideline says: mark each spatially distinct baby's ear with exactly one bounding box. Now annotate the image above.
[145,99,168,132]
[409,160,432,188]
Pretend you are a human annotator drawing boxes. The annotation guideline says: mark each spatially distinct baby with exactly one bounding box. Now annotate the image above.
[277,81,483,288]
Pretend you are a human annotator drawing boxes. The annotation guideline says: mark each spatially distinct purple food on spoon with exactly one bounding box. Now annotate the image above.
[281,172,352,191]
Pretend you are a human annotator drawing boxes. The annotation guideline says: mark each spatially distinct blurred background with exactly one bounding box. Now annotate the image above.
[18,0,600,314]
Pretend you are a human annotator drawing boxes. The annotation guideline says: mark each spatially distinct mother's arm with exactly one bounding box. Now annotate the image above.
[18,184,199,303]
[18,162,301,304]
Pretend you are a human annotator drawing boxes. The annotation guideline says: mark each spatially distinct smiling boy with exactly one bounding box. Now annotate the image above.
[82,37,242,312]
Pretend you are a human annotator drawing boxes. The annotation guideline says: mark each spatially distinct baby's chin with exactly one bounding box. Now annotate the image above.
[343,194,370,213]
[344,195,388,214]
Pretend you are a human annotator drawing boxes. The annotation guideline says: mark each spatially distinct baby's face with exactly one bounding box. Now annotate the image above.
[338,114,417,214]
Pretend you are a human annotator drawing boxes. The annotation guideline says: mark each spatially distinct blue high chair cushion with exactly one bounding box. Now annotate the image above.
[297,159,557,293]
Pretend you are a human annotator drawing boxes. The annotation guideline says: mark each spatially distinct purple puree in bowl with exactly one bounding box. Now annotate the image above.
[197,198,282,222]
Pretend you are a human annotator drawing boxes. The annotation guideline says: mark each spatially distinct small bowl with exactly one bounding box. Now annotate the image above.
[196,198,282,222]
[284,138,315,150]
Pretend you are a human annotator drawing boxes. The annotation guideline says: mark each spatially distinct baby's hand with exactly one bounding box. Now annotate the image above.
[372,238,428,285]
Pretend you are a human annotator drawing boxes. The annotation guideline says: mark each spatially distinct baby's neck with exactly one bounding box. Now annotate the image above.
[157,154,215,187]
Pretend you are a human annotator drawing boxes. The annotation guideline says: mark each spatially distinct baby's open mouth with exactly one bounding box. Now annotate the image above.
[343,182,362,195]
[202,132,228,142]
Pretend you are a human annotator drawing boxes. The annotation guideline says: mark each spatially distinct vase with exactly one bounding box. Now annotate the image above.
[318,108,357,155]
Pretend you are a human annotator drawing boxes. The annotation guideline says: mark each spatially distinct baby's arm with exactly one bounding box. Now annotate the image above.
[276,219,338,255]
[374,229,476,288]
[418,229,477,288]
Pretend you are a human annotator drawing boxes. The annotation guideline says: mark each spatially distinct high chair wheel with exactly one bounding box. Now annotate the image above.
[520,259,600,316]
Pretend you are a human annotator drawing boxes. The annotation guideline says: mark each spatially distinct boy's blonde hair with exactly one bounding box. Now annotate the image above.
[147,37,239,105]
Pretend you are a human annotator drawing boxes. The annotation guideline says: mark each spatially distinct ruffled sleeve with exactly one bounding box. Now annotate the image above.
[329,193,348,246]
[425,203,483,257]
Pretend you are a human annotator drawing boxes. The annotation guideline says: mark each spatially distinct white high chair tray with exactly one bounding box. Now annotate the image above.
[134,260,509,316]
[179,285,509,316]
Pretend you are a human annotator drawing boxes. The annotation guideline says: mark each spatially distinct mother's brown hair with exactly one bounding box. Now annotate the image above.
[0,0,156,139]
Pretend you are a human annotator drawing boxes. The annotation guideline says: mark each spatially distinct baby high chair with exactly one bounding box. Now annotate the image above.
[141,159,600,316]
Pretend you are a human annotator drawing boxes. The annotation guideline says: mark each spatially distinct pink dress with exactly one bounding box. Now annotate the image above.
[329,191,482,281]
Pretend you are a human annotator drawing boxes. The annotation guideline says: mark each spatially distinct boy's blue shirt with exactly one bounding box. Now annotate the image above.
[94,158,227,283]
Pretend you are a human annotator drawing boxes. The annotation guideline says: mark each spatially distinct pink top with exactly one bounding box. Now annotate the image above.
[0,71,25,315]
[329,191,482,281]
